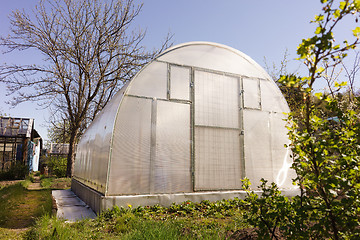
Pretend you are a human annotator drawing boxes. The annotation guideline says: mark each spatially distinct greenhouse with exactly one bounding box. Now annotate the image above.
[72,42,297,213]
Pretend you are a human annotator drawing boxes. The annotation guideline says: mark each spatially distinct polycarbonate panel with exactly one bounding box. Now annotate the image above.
[195,127,241,190]
[74,85,127,194]
[170,66,190,100]
[261,80,290,113]
[154,101,191,193]
[270,113,296,188]
[127,61,167,99]
[157,43,269,79]
[243,78,260,109]
[243,110,273,186]
[108,96,152,195]
[194,70,239,128]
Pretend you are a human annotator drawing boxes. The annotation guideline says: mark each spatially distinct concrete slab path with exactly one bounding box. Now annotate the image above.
[52,189,96,222]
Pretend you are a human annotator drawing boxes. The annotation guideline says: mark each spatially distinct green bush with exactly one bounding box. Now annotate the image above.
[241,1,360,239]
[46,156,67,178]
[0,162,28,180]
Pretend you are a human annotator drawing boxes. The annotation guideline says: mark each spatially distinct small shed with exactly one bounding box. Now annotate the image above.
[48,143,70,157]
[0,117,42,174]
[72,42,297,213]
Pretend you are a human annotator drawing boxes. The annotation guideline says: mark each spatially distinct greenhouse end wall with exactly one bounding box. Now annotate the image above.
[72,42,298,213]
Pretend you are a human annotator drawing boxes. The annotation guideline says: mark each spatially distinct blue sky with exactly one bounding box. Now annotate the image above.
[0,0,357,140]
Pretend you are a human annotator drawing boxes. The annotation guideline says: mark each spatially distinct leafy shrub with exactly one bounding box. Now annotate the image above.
[241,1,360,239]
[0,162,28,180]
[46,156,67,178]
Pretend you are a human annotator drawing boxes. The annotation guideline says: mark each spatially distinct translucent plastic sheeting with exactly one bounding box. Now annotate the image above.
[73,42,295,202]
[74,86,127,194]
[127,61,168,99]
[260,80,290,113]
[170,66,190,101]
[243,110,273,186]
[243,78,261,110]
[270,113,296,189]
[194,70,239,128]
[158,43,270,79]
[195,127,241,190]
[154,101,191,193]
[108,96,152,195]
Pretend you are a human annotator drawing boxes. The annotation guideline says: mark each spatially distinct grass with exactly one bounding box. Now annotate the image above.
[40,177,71,189]
[24,199,255,240]
[0,175,72,239]
[0,183,52,229]
[0,228,24,240]
[1,177,255,239]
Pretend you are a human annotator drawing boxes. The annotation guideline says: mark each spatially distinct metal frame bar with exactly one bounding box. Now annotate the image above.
[194,124,240,131]
[168,64,192,102]
[239,77,246,180]
[167,63,171,100]
[190,67,195,192]
[155,59,258,81]
[149,98,157,194]
[1,139,5,171]
[242,77,263,111]
[126,94,191,105]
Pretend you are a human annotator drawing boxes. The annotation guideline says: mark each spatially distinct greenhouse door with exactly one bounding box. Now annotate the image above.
[193,70,243,191]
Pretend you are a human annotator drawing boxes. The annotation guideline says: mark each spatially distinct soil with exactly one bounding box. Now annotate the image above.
[50,178,71,189]
[0,180,22,189]
[228,228,258,239]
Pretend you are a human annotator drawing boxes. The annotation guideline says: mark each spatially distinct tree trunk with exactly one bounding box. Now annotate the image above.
[66,128,78,178]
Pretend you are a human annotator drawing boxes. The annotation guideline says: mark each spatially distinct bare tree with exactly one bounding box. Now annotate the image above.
[0,0,171,177]
[342,50,360,100]
[263,49,292,82]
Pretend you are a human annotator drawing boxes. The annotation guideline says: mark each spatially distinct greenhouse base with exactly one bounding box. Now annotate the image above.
[71,178,300,214]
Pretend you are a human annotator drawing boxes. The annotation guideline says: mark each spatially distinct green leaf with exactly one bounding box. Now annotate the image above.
[339,1,347,10]
[315,26,322,34]
[314,92,323,99]
[314,15,324,22]
[333,9,341,18]
[352,27,360,37]
[334,81,347,88]
[316,66,325,73]
[354,0,360,9]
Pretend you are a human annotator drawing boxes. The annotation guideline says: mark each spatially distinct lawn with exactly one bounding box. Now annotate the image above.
[0,183,52,229]
[0,177,256,239]
[24,199,256,239]
[0,177,71,239]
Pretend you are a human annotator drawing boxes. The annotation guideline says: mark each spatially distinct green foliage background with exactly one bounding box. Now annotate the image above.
[45,156,67,178]
[243,0,360,239]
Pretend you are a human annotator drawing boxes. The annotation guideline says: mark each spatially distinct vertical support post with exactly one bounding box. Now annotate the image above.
[149,98,157,194]
[257,78,262,110]
[1,138,5,171]
[190,68,195,191]
[239,77,246,181]
[12,137,16,167]
[167,64,171,100]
